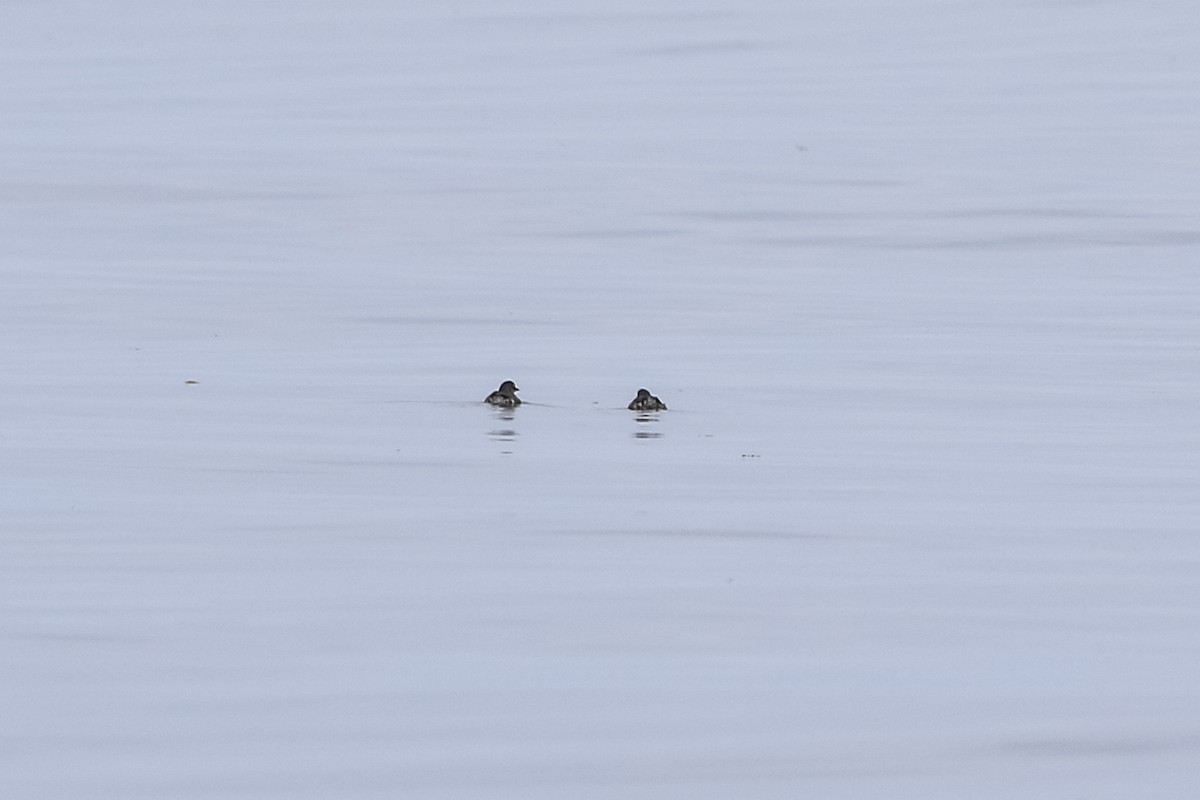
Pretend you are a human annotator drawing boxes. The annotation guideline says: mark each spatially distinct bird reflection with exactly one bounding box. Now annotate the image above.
[632,412,664,439]
[488,408,517,444]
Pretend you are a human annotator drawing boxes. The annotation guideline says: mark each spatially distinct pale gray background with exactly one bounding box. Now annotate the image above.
[3,1,1199,797]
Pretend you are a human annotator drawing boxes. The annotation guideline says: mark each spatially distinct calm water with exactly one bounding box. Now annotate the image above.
[3,2,1199,797]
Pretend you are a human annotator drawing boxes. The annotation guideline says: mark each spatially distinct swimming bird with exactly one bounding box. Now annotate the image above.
[628,388,667,411]
[485,380,521,407]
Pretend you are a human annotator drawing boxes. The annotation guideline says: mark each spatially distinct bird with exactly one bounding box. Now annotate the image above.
[485,380,521,408]
[628,388,667,411]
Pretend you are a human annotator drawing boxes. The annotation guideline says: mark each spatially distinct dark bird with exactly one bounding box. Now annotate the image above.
[485,380,521,408]
[628,388,667,411]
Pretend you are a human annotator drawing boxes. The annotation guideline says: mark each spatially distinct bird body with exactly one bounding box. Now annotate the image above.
[628,388,667,411]
[485,380,521,407]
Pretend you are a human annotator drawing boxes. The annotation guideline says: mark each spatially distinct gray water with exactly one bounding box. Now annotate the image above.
[3,2,1200,797]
